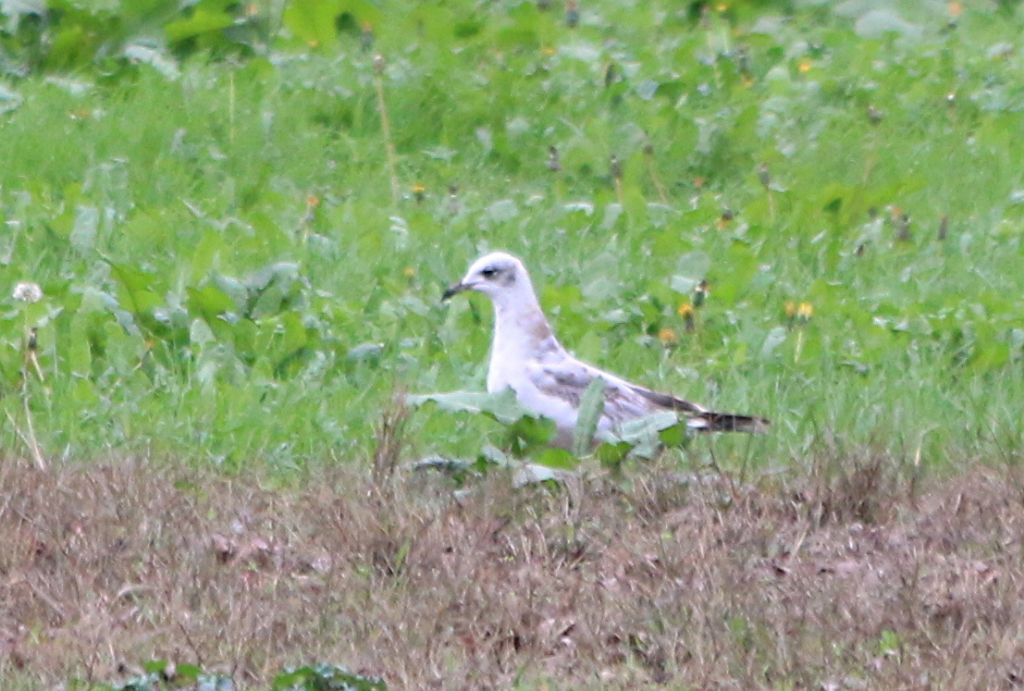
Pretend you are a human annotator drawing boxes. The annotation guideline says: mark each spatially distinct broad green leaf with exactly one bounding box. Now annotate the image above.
[165,7,234,44]
[532,447,578,470]
[506,415,557,453]
[122,44,180,80]
[413,455,473,472]
[210,274,247,311]
[478,445,510,467]
[279,312,308,354]
[347,342,384,362]
[191,230,229,281]
[761,326,787,358]
[675,251,711,281]
[270,663,386,691]
[658,421,688,448]
[71,379,99,407]
[70,205,98,252]
[670,275,699,294]
[854,9,922,41]
[187,284,236,317]
[248,262,301,318]
[141,659,168,675]
[407,388,537,425]
[599,410,680,460]
[514,463,571,488]
[68,316,92,375]
[606,410,679,443]
[189,318,216,346]
[282,0,342,48]
[246,262,300,293]
[174,662,202,682]
[572,376,605,457]
[110,263,161,314]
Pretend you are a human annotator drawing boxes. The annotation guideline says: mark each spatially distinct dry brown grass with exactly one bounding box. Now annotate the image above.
[1,450,1024,689]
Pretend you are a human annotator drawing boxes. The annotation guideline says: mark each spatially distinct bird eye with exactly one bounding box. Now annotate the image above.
[480,267,497,278]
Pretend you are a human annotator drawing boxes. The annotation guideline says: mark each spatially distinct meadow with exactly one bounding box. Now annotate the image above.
[2,0,1024,687]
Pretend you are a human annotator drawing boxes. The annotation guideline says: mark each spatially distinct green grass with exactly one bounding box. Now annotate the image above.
[2,0,1024,474]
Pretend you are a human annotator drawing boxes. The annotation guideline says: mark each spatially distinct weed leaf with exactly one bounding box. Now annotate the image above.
[572,376,605,457]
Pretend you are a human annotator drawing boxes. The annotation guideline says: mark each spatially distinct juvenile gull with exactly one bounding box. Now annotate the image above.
[443,251,768,448]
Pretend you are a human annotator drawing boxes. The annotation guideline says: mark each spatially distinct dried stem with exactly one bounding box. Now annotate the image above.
[643,146,668,204]
[15,325,47,471]
[5,407,46,472]
[373,54,400,206]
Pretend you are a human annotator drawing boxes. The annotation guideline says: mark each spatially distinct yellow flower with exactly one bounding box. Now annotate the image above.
[541,46,557,57]
[402,266,416,280]
[678,302,696,332]
[798,59,812,74]
[797,302,814,320]
[715,2,728,12]
[784,301,796,319]
[306,194,320,208]
[658,327,678,345]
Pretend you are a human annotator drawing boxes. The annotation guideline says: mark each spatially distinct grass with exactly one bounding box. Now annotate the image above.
[2,0,1024,685]
[0,1,1021,472]
[2,454,1024,687]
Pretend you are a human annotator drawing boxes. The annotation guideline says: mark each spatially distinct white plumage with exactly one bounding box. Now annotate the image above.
[443,251,768,448]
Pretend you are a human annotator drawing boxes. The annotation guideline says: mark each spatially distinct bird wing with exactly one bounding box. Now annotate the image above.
[528,356,662,427]
[530,355,769,434]
[626,383,708,415]
[630,382,769,432]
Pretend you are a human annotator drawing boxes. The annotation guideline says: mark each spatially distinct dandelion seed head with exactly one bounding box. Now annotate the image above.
[12,281,43,303]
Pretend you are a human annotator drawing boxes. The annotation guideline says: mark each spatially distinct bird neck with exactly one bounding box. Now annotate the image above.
[490,287,560,361]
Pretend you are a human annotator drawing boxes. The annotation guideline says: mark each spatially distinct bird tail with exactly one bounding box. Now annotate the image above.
[686,411,770,434]
[628,385,769,434]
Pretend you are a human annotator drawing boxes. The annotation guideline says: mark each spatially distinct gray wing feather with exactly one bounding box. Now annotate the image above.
[531,357,770,434]
[628,384,707,415]
[534,360,659,426]
[629,382,769,432]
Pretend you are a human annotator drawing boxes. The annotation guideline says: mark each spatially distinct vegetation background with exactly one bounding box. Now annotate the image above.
[1,0,1023,688]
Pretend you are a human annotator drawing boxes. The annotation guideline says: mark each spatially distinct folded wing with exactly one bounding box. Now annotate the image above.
[534,357,769,434]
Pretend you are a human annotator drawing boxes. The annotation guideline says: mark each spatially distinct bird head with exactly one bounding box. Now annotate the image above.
[442,251,529,304]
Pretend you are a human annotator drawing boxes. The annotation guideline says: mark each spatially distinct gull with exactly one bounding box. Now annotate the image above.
[442,251,768,448]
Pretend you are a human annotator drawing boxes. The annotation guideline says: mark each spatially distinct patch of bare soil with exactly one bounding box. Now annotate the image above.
[1,453,1023,688]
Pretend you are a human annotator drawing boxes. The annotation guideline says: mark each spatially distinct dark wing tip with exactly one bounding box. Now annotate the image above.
[630,385,769,434]
[629,385,706,415]
[697,412,770,434]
